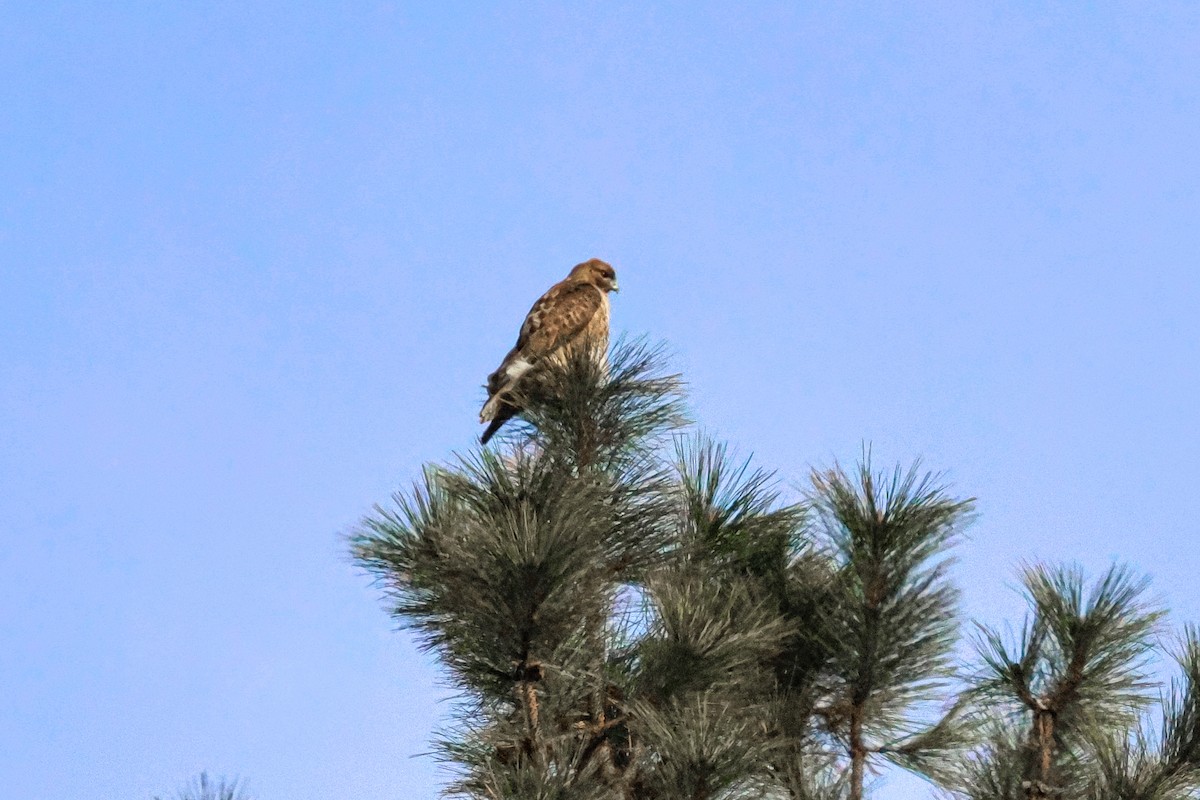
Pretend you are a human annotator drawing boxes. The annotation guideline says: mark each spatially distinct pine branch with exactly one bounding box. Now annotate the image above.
[154,773,251,800]
[493,336,688,475]
[964,563,1163,800]
[673,436,805,580]
[877,696,980,785]
[351,450,621,701]
[943,721,1042,800]
[806,457,973,799]
[1160,626,1200,776]
[1074,626,1200,800]
[635,568,791,704]
[626,693,780,800]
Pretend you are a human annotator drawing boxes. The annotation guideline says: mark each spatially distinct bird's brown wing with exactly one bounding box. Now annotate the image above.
[488,282,601,390]
[514,281,603,357]
[480,282,602,427]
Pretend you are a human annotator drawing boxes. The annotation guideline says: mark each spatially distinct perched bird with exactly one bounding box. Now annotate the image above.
[479,259,619,444]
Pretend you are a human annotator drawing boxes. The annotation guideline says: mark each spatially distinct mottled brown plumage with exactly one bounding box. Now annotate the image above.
[480,259,619,443]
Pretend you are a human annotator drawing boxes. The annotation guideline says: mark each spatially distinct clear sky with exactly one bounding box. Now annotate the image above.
[2,3,1198,798]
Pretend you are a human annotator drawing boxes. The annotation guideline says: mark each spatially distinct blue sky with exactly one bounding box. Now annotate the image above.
[2,3,1198,798]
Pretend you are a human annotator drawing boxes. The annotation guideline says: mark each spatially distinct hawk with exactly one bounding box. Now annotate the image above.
[479,258,619,444]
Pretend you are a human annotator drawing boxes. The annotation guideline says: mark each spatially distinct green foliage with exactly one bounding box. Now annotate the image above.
[949,565,1188,800]
[634,569,789,703]
[975,564,1162,729]
[354,340,689,796]
[674,438,803,581]
[154,773,250,800]
[354,338,1196,800]
[947,721,1044,800]
[1161,628,1200,776]
[493,336,688,475]
[353,449,630,698]
[806,460,974,792]
[1071,628,1200,800]
[627,694,779,800]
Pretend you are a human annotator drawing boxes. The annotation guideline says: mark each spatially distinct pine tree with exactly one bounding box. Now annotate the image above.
[352,342,1199,800]
[948,566,1200,800]
[353,340,688,799]
[799,461,973,800]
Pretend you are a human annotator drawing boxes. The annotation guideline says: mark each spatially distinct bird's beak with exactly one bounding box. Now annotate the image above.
[610,279,620,293]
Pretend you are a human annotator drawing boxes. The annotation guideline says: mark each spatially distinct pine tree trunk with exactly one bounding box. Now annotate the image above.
[849,706,865,800]
[517,657,543,764]
[583,606,610,774]
[1023,709,1056,800]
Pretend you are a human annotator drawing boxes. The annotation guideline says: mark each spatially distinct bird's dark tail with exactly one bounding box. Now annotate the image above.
[480,402,519,445]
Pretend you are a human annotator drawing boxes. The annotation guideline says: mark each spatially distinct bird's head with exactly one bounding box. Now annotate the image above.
[568,258,619,293]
